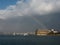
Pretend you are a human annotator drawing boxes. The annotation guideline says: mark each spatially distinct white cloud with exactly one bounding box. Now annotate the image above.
[0,0,60,19]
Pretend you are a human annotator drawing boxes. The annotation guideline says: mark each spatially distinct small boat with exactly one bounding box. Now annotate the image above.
[23,33,28,36]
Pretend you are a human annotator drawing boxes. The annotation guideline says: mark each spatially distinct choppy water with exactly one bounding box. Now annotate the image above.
[0,35,60,45]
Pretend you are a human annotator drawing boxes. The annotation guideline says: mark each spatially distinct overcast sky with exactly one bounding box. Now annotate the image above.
[0,0,60,32]
[0,0,60,19]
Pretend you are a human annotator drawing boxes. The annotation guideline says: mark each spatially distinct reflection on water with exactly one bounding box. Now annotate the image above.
[0,35,60,45]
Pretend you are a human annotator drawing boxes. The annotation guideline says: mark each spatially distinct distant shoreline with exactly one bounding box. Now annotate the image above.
[0,34,60,36]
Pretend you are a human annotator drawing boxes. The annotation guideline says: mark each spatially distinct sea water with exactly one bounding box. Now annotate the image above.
[0,35,60,45]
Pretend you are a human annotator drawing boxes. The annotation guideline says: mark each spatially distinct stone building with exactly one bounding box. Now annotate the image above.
[35,29,59,36]
[35,29,50,36]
